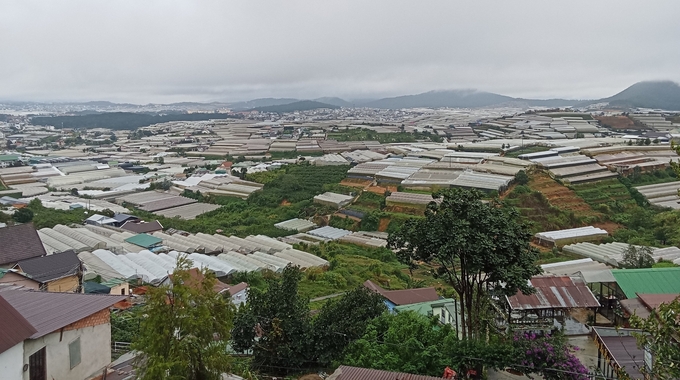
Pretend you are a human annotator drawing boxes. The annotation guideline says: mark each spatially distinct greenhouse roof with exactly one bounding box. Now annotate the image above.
[611,267,680,298]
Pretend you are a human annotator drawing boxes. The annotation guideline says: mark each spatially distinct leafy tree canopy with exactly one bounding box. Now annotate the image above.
[631,298,680,380]
[309,286,386,366]
[12,207,34,223]
[620,244,655,269]
[231,265,311,374]
[132,256,235,380]
[388,188,541,339]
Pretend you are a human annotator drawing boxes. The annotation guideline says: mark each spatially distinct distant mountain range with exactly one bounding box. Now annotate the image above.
[5,81,679,113]
[252,100,339,113]
[230,81,680,112]
[579,80,680,111]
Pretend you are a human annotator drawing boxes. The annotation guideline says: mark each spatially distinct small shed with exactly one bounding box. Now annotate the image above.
[505,276,600,334]
[124,233,163,249]
[534,226,608,247]
[313,192,354,209]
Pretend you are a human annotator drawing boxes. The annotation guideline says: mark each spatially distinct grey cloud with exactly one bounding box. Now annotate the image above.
[1,0,679,103]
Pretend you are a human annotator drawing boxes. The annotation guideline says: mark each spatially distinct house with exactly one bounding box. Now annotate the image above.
[84,214,118,226]
[124,233,163,249]
[163,268,249,306]
[394,298,462,338]
[364,280,440,312]
[0,223,48,268]
[0,268,40,290]
[592,327,645,379]
[83,279,130,297]
[328,365,447,380]
[504,276,600,334]
[620,293,680,325]
[120,220,164,234]
[0,285,126,380]
[109,214,139,228]
[14,250,83,293]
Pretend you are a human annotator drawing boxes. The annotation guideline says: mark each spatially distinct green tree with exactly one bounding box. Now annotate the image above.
[132,256,234,380]
[631,298,680,380]
[388,188,541,340]
[231,265,311,374]
[309,286,386,366]
[620,244,655,269]
[12,208,34,223]
[343,311,515,377]
[514,170,529,186]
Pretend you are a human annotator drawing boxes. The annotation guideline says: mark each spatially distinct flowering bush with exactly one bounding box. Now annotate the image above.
[511,332,589,380]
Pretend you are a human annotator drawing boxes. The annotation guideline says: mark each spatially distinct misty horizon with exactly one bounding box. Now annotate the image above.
[2,1,679,104]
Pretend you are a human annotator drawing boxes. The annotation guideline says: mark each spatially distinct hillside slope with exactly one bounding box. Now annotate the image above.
[582,81,680,110]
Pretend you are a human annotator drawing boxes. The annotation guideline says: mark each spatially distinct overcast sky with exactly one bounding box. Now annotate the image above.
[1,0,679,103]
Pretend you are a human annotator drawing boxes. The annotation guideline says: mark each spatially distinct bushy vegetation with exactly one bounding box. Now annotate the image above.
[327,128,443,143]
[247,163,350,207]
[26,199,89,229]
[31,112,241,130]
[504,186,597,233]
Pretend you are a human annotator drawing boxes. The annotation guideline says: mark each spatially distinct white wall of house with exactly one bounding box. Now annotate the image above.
[230,288,248,307]
[0,343,24,380]
[432,302,463,339]
[23,323,112,380]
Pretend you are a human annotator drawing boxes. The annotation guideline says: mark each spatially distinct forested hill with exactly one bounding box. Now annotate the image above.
[252,100,339,113]
[601,81,680,110]
[31,112,242,130]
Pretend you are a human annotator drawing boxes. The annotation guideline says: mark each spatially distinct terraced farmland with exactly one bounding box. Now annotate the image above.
[531,171,601,217]
[572,179,635,209]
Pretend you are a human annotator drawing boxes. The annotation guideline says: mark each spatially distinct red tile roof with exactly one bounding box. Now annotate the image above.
[363,280,440,306]
[0,285,126,339]
[507,276,600,311]
[0,294,36,354]
[0,223,48,265]
[332,365,445,380]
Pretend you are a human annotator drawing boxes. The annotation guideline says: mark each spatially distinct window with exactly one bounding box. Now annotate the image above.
[29,347,46,380]
[121,288,126,295]
[69,337,81,369]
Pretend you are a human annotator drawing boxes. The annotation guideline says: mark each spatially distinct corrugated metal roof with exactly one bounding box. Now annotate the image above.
[16,249,81,283]
[364,280,440,306]
[0,294,36,354]
[0,285,126,339]
[120,220,164,233]
[125,233,163,248]
[611,267,680,298]
[333,365,445,380]
[507,276,600,310]
[0,223,48,266]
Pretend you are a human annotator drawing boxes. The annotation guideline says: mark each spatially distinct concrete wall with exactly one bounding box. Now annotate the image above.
[47,275,79,293]
[0,343,24,380]
[0,272,40,289]
[230,288,248,307]
[23,323,112,380]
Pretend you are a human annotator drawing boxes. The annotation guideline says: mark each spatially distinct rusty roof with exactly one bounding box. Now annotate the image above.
[507,276,600,311]
[0,285,126,339]
[637,293,680,310]
[363,280,440,306]
[333,365,445,380]
[0,223,48,266]
[0,294,36,354]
